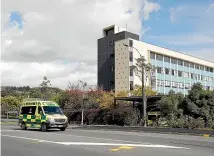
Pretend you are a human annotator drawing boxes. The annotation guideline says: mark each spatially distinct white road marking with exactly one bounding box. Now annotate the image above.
[1,129,150,144]
[74,129,214,142]
[1,134,190,149]
[48,132,150,144]
[0,130,22,132]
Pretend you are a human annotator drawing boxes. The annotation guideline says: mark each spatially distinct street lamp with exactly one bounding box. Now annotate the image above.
[81,92,88,126]
[123,43,147,127]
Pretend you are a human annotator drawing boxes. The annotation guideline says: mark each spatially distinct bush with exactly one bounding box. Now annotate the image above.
[124,109,140,126]
[207,118,214,130]
[186,116,205,129]
[157,117,168,127]
[194,117,205,129]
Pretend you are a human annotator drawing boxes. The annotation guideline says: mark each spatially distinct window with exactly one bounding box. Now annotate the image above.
[110,66,114,72]
[129,51,133,62]
[164,56,170,63]
[171,58,177,64]
[200,65,204,71]
[195,64,200,70]
[178,71,182,77]
[184,61,189,67]
[190,63,194,68]
[178,59,183,66]
[110,81,114,85]
[171,69,175,76]
[150,52,155,59]
[43,106,63,115]
[130,69,134,76]
[206,67,209,72]
[130,81,134,90]
[110,54,114,59]
[129,40,133,47]
[156,54,163,61]
[191,73,194,79]
[210,68,213,73]
[20,106,36,115]
[165,68,170,74]
[157,67,161,73]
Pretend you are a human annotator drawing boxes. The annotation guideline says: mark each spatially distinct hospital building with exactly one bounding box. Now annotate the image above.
[97,25,214,95]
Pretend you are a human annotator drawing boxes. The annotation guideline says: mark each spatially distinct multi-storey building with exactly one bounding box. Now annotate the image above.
[98,25,214,95]
[97,25,139,91]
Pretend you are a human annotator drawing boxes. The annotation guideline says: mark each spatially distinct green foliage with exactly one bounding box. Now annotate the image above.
[158,90,184,118]
[1,96,22,114]
[131,85,157,96]
[182,83,214,125]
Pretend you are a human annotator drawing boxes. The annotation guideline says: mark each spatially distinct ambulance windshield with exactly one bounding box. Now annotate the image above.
[43,106,63,115]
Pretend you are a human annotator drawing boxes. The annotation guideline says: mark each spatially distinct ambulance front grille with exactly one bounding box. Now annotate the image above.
[54,119,66,123]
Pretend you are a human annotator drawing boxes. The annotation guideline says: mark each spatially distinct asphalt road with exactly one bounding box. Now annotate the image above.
[1,124,214,156]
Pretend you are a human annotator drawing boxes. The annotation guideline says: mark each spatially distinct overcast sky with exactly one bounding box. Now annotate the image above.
[1,0,214,89]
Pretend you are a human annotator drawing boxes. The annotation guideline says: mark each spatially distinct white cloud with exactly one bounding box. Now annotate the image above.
[1,0,160,89]
[142,0,160,20]
[0,61,97,89]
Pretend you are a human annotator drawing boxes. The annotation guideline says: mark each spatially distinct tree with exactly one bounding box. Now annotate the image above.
[182,83,213,126]
[1,96,22,117]
[97,91,115,109]
[131,85,157,96]
[129,50,156,126]
[39,76,55,100]
[158,90,184,119]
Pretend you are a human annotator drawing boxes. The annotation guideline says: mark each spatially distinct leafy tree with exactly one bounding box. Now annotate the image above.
[131,85,157,96]
[158,90,184,119]
[182,83,213,126]
[97,91,114,109]
[1,96,22,116]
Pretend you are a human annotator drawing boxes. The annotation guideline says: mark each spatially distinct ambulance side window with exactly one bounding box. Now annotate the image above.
[21,106,36,115]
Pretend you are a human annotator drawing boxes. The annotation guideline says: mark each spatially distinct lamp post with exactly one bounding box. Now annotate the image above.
[123,43,148,127]
[81,93,85,126]
[81,92,88,126]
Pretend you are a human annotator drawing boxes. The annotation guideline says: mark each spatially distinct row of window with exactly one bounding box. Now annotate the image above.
[156,79,213,90]
[150,52,213,73]
[157,67,214,82]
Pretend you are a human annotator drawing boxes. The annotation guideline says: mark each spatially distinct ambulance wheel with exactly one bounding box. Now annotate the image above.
[60,127,66,131]
[21,122,27,130]
[41,123,48,132]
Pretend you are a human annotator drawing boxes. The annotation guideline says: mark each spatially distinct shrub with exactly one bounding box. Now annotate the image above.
[207,118,214,130]
[124,109,140,126]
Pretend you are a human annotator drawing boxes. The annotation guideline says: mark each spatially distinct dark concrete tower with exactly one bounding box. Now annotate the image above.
[97,25,139,91]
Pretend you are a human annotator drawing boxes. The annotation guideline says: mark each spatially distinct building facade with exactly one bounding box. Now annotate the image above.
[98,25,214,95]
[97,25,139,91]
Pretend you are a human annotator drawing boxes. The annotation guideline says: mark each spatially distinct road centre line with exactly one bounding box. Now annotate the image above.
[1,134,190,149]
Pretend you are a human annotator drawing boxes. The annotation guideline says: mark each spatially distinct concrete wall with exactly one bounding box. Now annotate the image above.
[115,39,129,92]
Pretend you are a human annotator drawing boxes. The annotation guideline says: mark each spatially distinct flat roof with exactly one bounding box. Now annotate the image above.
[142,41,214,64]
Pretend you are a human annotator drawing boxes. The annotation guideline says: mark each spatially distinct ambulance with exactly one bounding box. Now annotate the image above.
[18,100,68,132]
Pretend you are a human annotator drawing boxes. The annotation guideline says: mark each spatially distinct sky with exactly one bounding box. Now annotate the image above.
[1,0,214,89]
